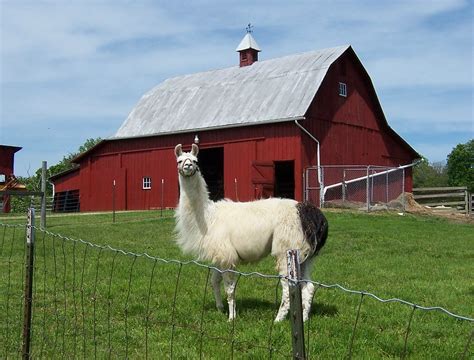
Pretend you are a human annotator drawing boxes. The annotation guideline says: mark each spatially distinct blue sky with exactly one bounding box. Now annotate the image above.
[1,0,472,177]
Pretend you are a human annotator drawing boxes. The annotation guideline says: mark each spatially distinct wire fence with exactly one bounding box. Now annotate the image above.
[1,219,473,359]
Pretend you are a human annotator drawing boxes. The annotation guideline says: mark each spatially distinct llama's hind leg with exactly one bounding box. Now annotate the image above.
[211,270,224,312]
[223,271,237,321]
[274,257,290,322]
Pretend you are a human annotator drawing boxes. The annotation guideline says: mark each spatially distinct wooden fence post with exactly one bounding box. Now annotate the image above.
[287,249,306,359]
[22,208,35,359]
[464,189,469,216]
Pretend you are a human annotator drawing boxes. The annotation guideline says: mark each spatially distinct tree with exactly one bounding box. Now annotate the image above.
[48,137,102,178]
[446,139,474,192]
[413,157,448,188]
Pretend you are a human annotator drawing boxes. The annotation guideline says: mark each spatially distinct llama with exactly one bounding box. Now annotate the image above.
[174,143,328,322]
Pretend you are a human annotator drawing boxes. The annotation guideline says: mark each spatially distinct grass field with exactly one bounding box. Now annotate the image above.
[1,210,473,359]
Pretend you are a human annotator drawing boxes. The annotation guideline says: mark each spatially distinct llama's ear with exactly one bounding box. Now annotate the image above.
[191,143,199,157]
[174,144,183,157]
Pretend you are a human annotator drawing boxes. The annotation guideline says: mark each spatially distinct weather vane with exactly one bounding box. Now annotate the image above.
[246,23,253,34]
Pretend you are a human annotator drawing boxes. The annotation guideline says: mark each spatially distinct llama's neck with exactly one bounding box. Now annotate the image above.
[177,172,211,236]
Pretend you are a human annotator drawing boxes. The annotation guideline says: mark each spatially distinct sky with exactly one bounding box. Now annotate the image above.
[1,0,473,177]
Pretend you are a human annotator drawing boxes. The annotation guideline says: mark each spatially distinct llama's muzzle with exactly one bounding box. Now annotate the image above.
[179,159,198,177]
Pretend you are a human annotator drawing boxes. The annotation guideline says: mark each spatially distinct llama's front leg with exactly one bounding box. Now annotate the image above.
[222,271,237,321]
[301,261,316,322]
[274,278,290,322]
[211,270,224,312]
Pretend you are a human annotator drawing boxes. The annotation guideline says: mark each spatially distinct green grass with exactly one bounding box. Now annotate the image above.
[1,210,473,359]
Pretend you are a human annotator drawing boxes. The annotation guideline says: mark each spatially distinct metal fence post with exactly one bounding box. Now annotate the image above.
[287,249,306,359]
[161,179,164,217]
[112,180,116,223]
[366,166,370,212]
[402,168,406,212]
[342,169,346,203]
[319,166,325,208]
[234,178,239,201]
[40,161,47,228]
[23,208,36,359]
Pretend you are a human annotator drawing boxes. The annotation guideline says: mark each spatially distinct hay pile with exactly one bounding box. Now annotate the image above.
[392,192,430,214]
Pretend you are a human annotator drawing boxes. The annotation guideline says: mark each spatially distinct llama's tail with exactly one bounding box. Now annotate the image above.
[296,201,328,264]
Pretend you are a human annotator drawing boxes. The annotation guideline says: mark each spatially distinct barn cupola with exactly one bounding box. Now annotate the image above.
[236,24,261,67]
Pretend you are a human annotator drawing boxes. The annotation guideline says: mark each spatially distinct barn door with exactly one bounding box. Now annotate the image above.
[251,161,274,199]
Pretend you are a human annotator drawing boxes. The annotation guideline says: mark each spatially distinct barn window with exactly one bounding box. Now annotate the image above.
[142,177,151,190]
[339,82,347,97]
[0,174,5,183]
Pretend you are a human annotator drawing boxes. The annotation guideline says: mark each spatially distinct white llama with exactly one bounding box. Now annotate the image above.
[174,144,328,322]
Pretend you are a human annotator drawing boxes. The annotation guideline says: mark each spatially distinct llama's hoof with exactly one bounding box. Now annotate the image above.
[274,316,285,323]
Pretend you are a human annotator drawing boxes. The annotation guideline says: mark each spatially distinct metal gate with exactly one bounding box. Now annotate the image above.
[304,165,406,211]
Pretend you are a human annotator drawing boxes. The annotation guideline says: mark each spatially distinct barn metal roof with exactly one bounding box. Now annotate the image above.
[114,45,350,139]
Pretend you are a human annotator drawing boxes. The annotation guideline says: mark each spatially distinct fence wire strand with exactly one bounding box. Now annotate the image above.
[199,268,211,359]
[145,258,158,360]
[347,292,365,359]
[107,251,118,360]
[1,222,473,359]
[402,305,417,359]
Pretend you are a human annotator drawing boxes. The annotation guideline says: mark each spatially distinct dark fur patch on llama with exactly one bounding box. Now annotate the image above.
[296,201,328,260]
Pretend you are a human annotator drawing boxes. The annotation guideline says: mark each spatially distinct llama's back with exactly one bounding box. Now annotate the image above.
[211,198,307,263]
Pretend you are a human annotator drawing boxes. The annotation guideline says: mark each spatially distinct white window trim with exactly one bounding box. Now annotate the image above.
[339,82,347,97]
[142,177,151,190]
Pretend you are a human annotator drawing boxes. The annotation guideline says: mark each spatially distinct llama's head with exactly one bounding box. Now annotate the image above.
[175,144,200,177]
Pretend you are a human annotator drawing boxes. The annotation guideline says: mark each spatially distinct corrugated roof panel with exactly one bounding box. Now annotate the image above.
[114,45,350,138]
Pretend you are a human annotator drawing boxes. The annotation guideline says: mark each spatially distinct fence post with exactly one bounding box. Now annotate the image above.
[319,166,325,208]
[468,194,474,215]
[112,180,116,223]
[464,189,468,216]
[342,169,346,203]
[287,249,306,359]
[366,166,370,212]
[161,179,164,217]
[402,168,406,212]
[40,161,47,228]
[22,208,36,359]
[234,178,239,201]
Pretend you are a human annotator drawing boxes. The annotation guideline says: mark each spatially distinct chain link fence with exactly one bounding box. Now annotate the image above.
[305,165,406,211]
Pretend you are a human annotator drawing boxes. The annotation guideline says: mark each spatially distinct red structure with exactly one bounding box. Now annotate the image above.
[0,145,23,213]
[236,30,260,67]
[50,35,419,212]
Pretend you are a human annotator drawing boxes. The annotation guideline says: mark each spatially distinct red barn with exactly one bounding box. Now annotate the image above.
[0,145,23,213]
[51,34,419,212]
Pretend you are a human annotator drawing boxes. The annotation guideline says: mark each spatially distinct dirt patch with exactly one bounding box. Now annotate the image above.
[399,193,473,224]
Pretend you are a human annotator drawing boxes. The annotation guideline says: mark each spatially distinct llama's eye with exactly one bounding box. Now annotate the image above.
[178,160,183,164]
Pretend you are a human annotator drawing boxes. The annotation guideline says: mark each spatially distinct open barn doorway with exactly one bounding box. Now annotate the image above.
[274,160,295,199]
[199,147,224,201]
